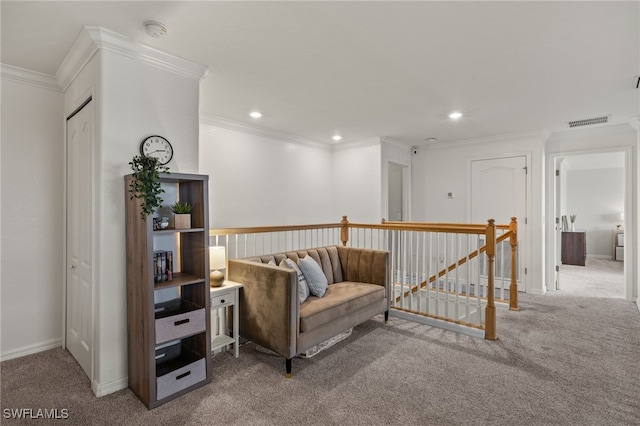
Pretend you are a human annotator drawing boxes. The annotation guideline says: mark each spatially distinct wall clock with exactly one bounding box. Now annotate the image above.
[140,135,173,165]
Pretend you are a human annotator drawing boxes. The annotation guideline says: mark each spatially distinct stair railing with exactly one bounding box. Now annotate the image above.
[210,216,518,340]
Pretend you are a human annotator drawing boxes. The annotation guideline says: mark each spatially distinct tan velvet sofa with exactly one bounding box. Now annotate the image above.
[228,245,389,377]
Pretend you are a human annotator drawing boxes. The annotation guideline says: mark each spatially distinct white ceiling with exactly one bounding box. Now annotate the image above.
[2,1,639,146]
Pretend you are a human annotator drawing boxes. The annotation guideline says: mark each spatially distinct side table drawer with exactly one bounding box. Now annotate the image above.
[211,290,235,308]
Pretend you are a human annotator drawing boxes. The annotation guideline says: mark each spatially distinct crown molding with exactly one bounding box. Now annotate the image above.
[1,64,62,92]
[381,137,411,150]
[426,130,546,150]
[200,113,330,151]
[331,136,382,152]
[56,26,209,91]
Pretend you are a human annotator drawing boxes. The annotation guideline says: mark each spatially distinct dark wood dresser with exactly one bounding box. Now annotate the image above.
[561,231,586,266]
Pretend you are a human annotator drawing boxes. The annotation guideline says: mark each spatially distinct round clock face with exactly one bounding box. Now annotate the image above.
[140,135,173,165]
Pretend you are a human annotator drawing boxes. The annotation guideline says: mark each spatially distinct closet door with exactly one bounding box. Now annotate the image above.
[66,98,93,379]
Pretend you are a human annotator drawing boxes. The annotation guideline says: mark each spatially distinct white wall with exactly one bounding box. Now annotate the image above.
[412,133,545,294]
[199,125,334,227]
[1,74,64,360]
[58,27,205,396]
[332,139,382,223]
[98,50,201,394]
[566,167,624,257]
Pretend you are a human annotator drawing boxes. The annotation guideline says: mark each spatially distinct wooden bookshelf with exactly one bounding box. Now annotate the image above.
[124,172,211,409]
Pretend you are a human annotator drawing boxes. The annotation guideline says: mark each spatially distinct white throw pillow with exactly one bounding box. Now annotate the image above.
[280,258,310,304]
[298,256,328,298]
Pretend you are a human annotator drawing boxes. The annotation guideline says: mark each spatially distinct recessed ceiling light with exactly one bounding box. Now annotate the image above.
[144,21,168,38]
[332,135,342,142]
[249,111,262,119]
[425,137,437,143]
[449,111,463,120]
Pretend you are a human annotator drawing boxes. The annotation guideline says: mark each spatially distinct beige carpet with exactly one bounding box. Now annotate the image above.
[557,258,625,299]
[1,266,639,425]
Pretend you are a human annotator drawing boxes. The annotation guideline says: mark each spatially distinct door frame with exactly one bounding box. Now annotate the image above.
[466,152,532,293]
[546,146,633,300]
[62,87,97,383]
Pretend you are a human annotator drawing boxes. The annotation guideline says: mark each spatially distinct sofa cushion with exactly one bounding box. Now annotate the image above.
[298,256,328,297]
[299,282,385,333]
[280,258,310,304]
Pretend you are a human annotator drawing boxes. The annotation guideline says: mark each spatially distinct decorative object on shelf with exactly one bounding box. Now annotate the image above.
[140,135,173,165]
[153,217,170,230]
[153,250,173,283]
[128,155,170,220]
[570,214,576,232]
[209,246,226,287]
[171,201,192,229]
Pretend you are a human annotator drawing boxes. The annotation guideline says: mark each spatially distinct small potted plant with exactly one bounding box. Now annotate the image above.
[128,155,169,220]
[171,201,193,229]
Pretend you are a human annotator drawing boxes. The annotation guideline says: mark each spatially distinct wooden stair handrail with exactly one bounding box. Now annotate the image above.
[393,230,516,306]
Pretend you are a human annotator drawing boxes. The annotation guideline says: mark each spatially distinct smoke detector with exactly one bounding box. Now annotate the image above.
[144,21,168,38]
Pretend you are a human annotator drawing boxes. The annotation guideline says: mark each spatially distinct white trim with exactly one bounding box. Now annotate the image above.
[0,339,62,362]
[390,310,485,339]
[92,376,128,397]
[200,113,330,151]
[57,26,209,91]
[427,130,544,150]
[1,64,62,92]
[332,136,382,152]
[587,254,612,260]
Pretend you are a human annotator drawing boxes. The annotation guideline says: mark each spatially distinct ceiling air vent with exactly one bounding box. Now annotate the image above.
[567,116,609,128]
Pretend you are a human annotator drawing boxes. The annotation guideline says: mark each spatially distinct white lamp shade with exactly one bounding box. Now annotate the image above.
[209,246,226,270]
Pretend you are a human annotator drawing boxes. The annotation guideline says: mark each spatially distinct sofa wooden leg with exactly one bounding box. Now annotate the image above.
[285,358,292,378]
[384,310,389,324]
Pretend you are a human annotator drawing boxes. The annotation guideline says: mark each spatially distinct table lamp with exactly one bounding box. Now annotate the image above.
[209,246,226,287]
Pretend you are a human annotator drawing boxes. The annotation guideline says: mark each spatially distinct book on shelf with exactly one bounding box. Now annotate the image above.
[153,250,174,283]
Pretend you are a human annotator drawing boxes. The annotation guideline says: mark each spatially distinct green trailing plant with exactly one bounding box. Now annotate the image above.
[171,201,193,214]
[129,155,170,220]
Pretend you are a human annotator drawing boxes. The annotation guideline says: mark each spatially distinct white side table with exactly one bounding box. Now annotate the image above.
[210,280,243,358]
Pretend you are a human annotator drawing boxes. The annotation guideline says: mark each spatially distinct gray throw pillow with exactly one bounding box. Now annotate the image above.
[298,256,328,298]
[280,258,310,304]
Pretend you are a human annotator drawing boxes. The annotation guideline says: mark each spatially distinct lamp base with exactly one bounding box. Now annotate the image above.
[210,270,224,287]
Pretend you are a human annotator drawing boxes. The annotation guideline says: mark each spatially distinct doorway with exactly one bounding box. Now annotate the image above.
[550,150,627,297]
[388,162,404,221]
[65,96,93,380]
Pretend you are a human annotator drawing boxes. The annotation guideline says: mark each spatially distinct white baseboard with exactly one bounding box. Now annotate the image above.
[390,309,485,339]
[0,338,62,362]
[587,254,612,260]
[92,376,128,397]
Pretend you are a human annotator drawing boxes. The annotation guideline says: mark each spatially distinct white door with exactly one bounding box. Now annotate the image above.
[470,156,527,291]
[66,99,93,379]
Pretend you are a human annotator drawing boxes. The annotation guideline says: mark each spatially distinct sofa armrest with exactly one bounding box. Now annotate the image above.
[228,259,298,358]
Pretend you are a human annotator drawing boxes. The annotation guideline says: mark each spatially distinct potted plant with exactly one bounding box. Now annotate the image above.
[128,155,169,220]
[171,201,193,229]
